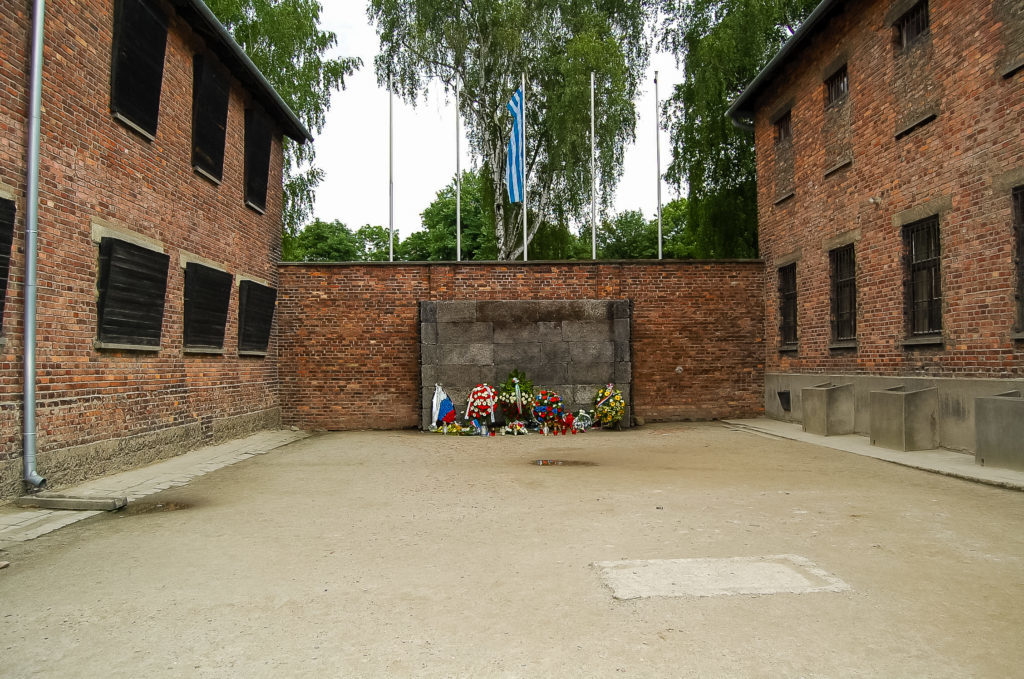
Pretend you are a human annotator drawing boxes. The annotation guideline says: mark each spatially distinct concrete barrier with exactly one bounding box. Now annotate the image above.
[975,391,1024,470]
[869,385,938,451]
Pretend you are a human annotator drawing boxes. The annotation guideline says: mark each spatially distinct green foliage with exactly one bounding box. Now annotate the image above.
[291,219,359,261]
[354,224,400,261]
[202,0,361,236]
[369,0,652,259]
[413,170,496,260]
[659,0,817,258]
[597,209,658,259]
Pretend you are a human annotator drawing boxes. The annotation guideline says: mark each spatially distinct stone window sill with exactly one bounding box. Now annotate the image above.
[895,112,937,140]
[245,200,267,215]
[238,350,268,358]
[1011,331,1024,342]
[193,166,222,186]
[1000,56,1024,79]
[94,340,160,352]
[773,190,795,206]
[903,335,943,348]
[829,340,857,350]
[184,346,225,355]
[824,158,853,178]
[113,112,155,142]
[778,343,798,354]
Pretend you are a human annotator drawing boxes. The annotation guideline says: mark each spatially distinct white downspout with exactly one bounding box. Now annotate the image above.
[23,0,46,488]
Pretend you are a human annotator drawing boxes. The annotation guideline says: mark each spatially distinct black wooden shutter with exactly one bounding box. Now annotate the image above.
[238,280,276,352]
[192,54,231,180]
[97,238,169,346]
[183,263,233,349]
[244,108,273,210]
[0,198,14,331]
[111,0,168,137]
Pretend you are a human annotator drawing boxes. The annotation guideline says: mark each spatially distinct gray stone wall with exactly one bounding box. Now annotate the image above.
[420,300,631,429]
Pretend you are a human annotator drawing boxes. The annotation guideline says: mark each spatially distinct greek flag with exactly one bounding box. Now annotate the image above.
[506,88,524,203]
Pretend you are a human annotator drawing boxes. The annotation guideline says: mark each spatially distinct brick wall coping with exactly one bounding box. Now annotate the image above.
[279,259,764,268]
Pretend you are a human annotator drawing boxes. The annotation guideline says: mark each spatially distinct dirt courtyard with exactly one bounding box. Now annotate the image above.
[2,422,1023,677]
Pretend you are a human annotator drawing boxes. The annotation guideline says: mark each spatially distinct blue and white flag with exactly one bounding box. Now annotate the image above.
[506,88,524,204]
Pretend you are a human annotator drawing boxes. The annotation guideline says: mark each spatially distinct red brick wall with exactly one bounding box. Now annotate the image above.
[755,0,1024,377]
[277,262,766,430]
[0,1,285,464]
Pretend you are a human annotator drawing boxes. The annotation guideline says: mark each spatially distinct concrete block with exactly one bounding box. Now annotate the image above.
[477,300,547,323]
[562,320,614,343]
[420,364,437,384]
[525,363,568,384]
[614,361,632,384]
[421,322,438,345]
[568,341,615,364]
[612,300,631,319]
[493,342,568,366]
[492,321,540,344]
[975,391,1024,471]
[801,382,854,436]
[567,300,614,320]
[869,386,938,451]
[436,365,494,387]
[14,495,127,511]
[439,343,493,366]
[434,301,476,322]
[437,321,492,344]
[614,340,630,363]
[568,362,615,385]
[419,301,437,323]
[613,318,631,343]
[420,344,440,366]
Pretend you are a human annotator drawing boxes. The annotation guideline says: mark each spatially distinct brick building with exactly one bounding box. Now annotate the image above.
[0,0,309,496]
[728,0,1023,456]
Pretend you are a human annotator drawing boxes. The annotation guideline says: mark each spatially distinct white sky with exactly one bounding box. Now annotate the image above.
[312,3,683,238]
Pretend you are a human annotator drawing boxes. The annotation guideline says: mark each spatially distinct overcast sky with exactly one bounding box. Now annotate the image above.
[311,3,683,238]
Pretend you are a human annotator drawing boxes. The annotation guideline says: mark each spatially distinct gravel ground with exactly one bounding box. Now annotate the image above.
[1,422,1023,678]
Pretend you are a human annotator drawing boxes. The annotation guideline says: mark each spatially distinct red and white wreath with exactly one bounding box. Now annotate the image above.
[465,383,498,422]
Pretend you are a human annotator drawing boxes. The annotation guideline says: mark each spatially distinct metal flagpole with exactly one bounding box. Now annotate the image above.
[591,71,597,260]
[655,71,662,260]
[522,72,528,262]
[456,79,462,262]
[389,79,394,262]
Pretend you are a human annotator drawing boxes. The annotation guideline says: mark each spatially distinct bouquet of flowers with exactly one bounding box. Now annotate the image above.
[573,410,594,433]
[497,370,536,421]
[466,383,498,423]
[502,420,529,436]
[434,422,470,436]
[533,389,564,430]
[593,383,625,427]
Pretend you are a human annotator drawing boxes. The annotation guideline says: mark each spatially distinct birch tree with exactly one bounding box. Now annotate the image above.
[369,0,651,260]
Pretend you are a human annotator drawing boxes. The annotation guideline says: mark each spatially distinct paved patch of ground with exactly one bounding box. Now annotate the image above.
[2,422,1023,677]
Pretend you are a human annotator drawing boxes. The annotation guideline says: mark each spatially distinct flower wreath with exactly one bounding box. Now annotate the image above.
[466,383,498,422]
[533,389,564,425]
[497,370,536,421]
[593,383,625,427]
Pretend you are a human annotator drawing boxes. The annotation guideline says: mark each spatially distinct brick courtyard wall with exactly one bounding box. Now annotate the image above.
[755,0,1024,378]
[0,1,286,496]
[277,261,765,430]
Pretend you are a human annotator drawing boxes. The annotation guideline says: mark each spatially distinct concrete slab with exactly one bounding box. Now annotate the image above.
[13,495,127,511]
[595,555,850,599]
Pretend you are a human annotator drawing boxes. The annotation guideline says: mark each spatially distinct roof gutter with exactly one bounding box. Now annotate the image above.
[176,0,313,144]
[726,0,844,123]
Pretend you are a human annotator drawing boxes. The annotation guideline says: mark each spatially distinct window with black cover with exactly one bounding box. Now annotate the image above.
[183,263,233,350]
[0,198,15,332]
[96,237,170,348]
[238,280,276,353]
[192,54,231,182]
[774,111,792,145]
[1014,186,1024,333]
[110,0,168,138]
[825,65,848,108]
[779,263,797,347]
[904,216,942,336]
[830,244,857,342]
[244,108,273,212]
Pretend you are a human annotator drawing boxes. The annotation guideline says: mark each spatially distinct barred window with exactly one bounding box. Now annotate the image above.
[192,54,231,182]
[825,65,848,108]
[183,263,233,350]
[779,263,797,346]
[774,111,792,145]
[110,0,167,138]
[0,198,14,332]
[904,216,941,336]
[830,244,857,341]
[895,0,929,51]
[1014,186,1024,332]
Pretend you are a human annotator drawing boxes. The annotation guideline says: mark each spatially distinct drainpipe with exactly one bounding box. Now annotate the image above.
[23,0,46,488]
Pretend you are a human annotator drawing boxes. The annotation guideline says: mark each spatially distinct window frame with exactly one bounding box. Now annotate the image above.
[95,237,170,350]
[778,263,798,348]
[903,215,942,338]
[825,64,849,109]
[237,280,277,355]
[243,108,273,213]
[894,0,930,52]
[183,262,234,352]
[774,110,792,145]
[829,244,857,343]
[110,0,168,140]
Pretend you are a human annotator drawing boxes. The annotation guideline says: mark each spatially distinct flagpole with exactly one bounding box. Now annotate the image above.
[522,72,528,262]
[456,79,462,262]
[389,79,394,262]
[655,70,662,260]
[590,71,596,260]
